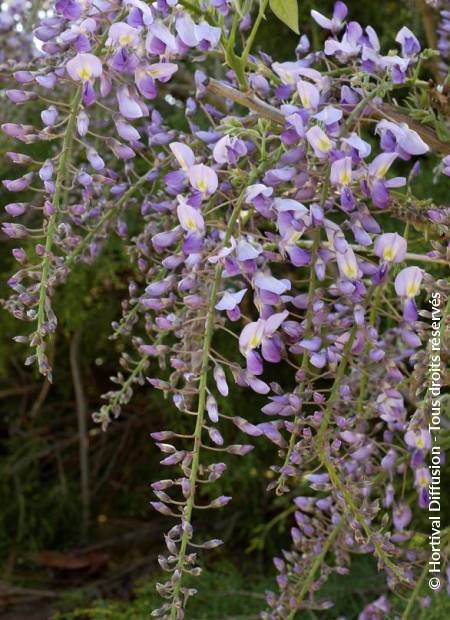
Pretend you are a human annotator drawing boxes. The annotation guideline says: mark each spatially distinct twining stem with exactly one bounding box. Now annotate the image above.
[169,190,247,618]
[286,519,345,620]
[36,86,82,377]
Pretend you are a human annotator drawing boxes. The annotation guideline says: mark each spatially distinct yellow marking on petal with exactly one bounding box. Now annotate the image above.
[249,334,262,348]
[376,164,389,178]
[197,179,207,193]
[407,282,419,297]
[78,67,92,80]
[119,33,135,46]
[186,217,197,232]
[300,94,310,108]
[416,437,425,449]
[344,263,358,279]
[288,230,302,244]
[281,70,295,84]
[383,246,395,261]
[339,170,351,185]
[318,136,332,152]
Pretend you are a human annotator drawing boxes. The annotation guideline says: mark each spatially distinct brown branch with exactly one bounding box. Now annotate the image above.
[206,78,450,155]
[206,78,285,125]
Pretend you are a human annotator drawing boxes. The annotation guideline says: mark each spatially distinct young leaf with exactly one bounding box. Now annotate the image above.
[269,0,299,34]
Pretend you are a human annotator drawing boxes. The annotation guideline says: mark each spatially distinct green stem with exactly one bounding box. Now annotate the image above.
[241,0,269,65]
[36,86,82,378]
[169,191,247,618]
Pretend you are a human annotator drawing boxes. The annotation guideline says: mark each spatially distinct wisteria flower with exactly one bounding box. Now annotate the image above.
[311,1,347,32]
[213,135,247,165]
[330,157,352,185]
[395,26,420,58]
[374,233,407,263]
[336,246,360,280]
[394,266,423,322]
[375,120,429,158]
[297,80,320,110]
[306,125,334,157]
[170,142,195,171]
[188,164,218,196]
[215,289,247,320]
[239,310,289,371]
[66,53,102,81]
[107,22,140,48]
[176,196,205,235]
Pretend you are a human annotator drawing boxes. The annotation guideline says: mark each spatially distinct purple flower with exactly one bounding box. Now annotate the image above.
[107,22,140,48]
[336,246,360,280]
[393,502,412,530]
[213,365,229,396]
[239,311,289,361]
[395,26,420,57]
[66,53,102,82]
[396,267,421,322]
[215,289,247,320]
[442,156,450,177]
[5,203,28,217]
[170,142,195,171]
[404,429,431,451]
[342,132,371,159]
[306,125,334,158]
[376,120,429,157]
[297,80,320,110]
[311,2,347,32]
[117,86,148,119]
[330,157,352,185]
[374,233,407,263]
[2,172,34,192]
[188,164,218,196]
[395,266,423,298]
[176,196,205,235]
[324,21,363,59]
[213,135,247,165]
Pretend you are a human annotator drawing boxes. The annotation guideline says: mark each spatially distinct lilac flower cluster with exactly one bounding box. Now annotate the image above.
[1,1,449,619]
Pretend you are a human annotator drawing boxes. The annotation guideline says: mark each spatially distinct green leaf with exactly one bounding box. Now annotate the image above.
[269,0,299,34]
